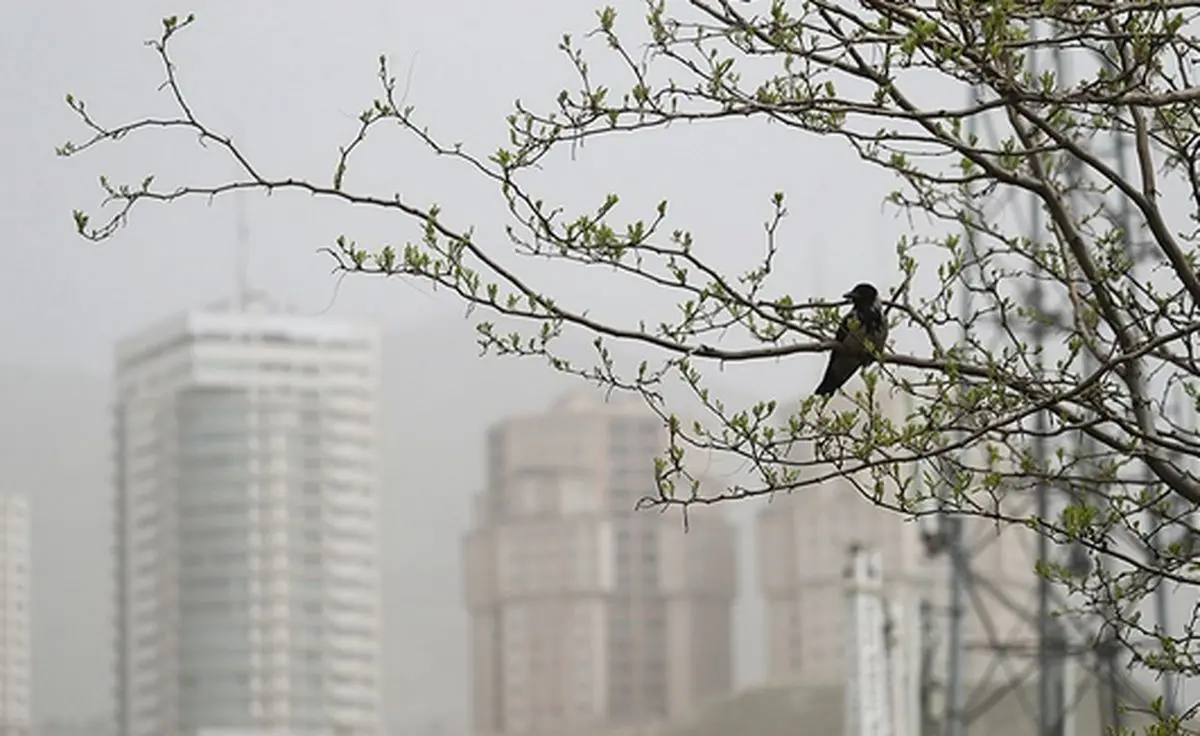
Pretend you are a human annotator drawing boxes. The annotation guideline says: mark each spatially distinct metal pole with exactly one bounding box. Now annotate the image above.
[943,281,969,736]
[940,64,998,734]
[888,597,912,736]
[1033,223,1057,736]
[918,599,936,736]
[943,72,986,736]
[1106,75,1133,733]
[946,515,967,736]
[1059,622,1075,736]
[1090,35,1155,727]
[1155,559,1178,718]
[1048,30,1086,736]
[1153,398,1183,717]
[942,253,970,736]
[1155,546,1178,716]
[1024,18,1061,736]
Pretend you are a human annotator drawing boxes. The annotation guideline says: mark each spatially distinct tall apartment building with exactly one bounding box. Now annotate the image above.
[0,496,30,736]
[757,391,1040,688]
[463,391,737,736]
[113,294,383,736]
[33,718,114,736]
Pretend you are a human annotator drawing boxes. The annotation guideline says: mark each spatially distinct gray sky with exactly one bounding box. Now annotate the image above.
[2,0,903,375]
[5,0,1146,732]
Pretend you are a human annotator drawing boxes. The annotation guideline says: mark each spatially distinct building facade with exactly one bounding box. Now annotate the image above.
[0,496,30,736]
[757,391,1040,689]
[113,294,383,736]
[463,391,737,736]
[33,718,113,736]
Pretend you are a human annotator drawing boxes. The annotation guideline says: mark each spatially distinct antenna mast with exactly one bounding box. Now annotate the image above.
[231,126,251,311]
[234,188,250,311]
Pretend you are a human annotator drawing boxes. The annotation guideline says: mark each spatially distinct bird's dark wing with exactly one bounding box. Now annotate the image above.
[856,306,887,360]
[814,309,887,396]
[816,313,867,395]
[834,315,851,344]
[815,347,863,396]
[867,313,888,357]
[836,311,876,358]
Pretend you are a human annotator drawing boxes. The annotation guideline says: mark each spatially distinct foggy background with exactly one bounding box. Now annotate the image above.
[3,1,913,732]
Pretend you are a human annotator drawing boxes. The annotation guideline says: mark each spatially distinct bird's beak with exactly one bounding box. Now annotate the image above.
[842,292,854,301]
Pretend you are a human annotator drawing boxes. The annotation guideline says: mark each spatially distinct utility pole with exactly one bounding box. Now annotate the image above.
[231,129,252,311]
[917,598,939,736]
[1024,19,1069,736]
[945,515,967,736]
[1151,397,1187,718]
[1102,46,1134,731]
[941,75,986,736]
[943,15,1151,736]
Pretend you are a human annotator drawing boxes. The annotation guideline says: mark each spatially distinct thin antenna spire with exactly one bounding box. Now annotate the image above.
[232,127,251,311]
[234,188,250,311]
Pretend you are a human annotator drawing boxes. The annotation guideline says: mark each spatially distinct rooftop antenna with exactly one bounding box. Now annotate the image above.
[232,128,251,312]
[234,187,250,311]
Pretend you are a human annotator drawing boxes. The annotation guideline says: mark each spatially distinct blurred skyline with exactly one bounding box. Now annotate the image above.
[5,2,1191,735]
[3,3,905,727]
[0,310,782,732]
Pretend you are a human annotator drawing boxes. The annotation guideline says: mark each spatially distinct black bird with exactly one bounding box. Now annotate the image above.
[814,282,888,396]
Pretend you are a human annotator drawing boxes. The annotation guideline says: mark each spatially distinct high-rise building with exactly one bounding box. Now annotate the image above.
[0,495,31,736]
[33,717,114,736]
[112,294,383,736]
[757,391,1039,688]
[463,391,737,736]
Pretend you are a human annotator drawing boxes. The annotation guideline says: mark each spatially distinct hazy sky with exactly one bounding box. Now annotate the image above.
[2,0,1145,732]
[0,1,893,728]
[2,0,905,374]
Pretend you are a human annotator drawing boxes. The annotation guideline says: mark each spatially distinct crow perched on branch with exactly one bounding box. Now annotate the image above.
[814,283,888,396]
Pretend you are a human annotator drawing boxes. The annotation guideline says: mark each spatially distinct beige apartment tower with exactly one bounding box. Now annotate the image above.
[463,391,737,736]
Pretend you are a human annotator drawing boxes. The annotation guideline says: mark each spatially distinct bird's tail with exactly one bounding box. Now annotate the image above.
[814,366,840,396]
